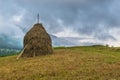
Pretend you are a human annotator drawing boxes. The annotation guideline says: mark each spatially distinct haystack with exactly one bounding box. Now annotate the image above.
[18,23,53,58]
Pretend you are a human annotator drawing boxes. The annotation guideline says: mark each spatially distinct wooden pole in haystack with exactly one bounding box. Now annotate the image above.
[37,13,39,23]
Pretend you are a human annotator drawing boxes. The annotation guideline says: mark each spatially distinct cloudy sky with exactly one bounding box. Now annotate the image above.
[0,0,120,47]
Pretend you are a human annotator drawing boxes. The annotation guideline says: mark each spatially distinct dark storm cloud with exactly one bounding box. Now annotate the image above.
[14,0,119,40]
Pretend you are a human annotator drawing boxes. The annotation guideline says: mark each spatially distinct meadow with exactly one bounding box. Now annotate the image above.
[0,46,120,80]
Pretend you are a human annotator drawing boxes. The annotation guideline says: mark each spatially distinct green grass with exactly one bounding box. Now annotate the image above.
[0,46,120,80]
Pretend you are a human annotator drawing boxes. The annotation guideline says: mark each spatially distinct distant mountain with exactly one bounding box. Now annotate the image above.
[50,35,102,47]
[0,34,102,49]
[50,35,77,46]
[0,34,22,49]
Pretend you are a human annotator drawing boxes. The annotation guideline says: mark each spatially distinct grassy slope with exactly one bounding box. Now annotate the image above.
[0,46,120,80]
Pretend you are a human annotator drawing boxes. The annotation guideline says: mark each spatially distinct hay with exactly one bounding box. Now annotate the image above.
[21,23,53,57]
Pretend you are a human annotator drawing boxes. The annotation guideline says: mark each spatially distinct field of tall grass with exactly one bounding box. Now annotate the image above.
[0,46,120,80]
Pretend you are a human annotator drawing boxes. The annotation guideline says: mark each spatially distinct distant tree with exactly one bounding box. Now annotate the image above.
[111,45,114,48]
[106,44,109,47]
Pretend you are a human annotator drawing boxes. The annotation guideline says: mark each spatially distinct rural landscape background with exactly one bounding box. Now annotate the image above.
[0,0,120,80]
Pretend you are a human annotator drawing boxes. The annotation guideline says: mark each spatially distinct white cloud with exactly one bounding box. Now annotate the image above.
[54,28,80,37]
[12,15,23,23]
[109,27,120,40]
[11,9,26,24]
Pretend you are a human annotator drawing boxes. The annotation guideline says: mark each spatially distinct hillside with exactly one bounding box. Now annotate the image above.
[0,46,120,80]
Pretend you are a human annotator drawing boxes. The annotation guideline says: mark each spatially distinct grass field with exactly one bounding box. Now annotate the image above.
[0,46,120,80]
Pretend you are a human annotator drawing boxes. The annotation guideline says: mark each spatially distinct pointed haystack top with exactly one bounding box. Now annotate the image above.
[17,23,53,58]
